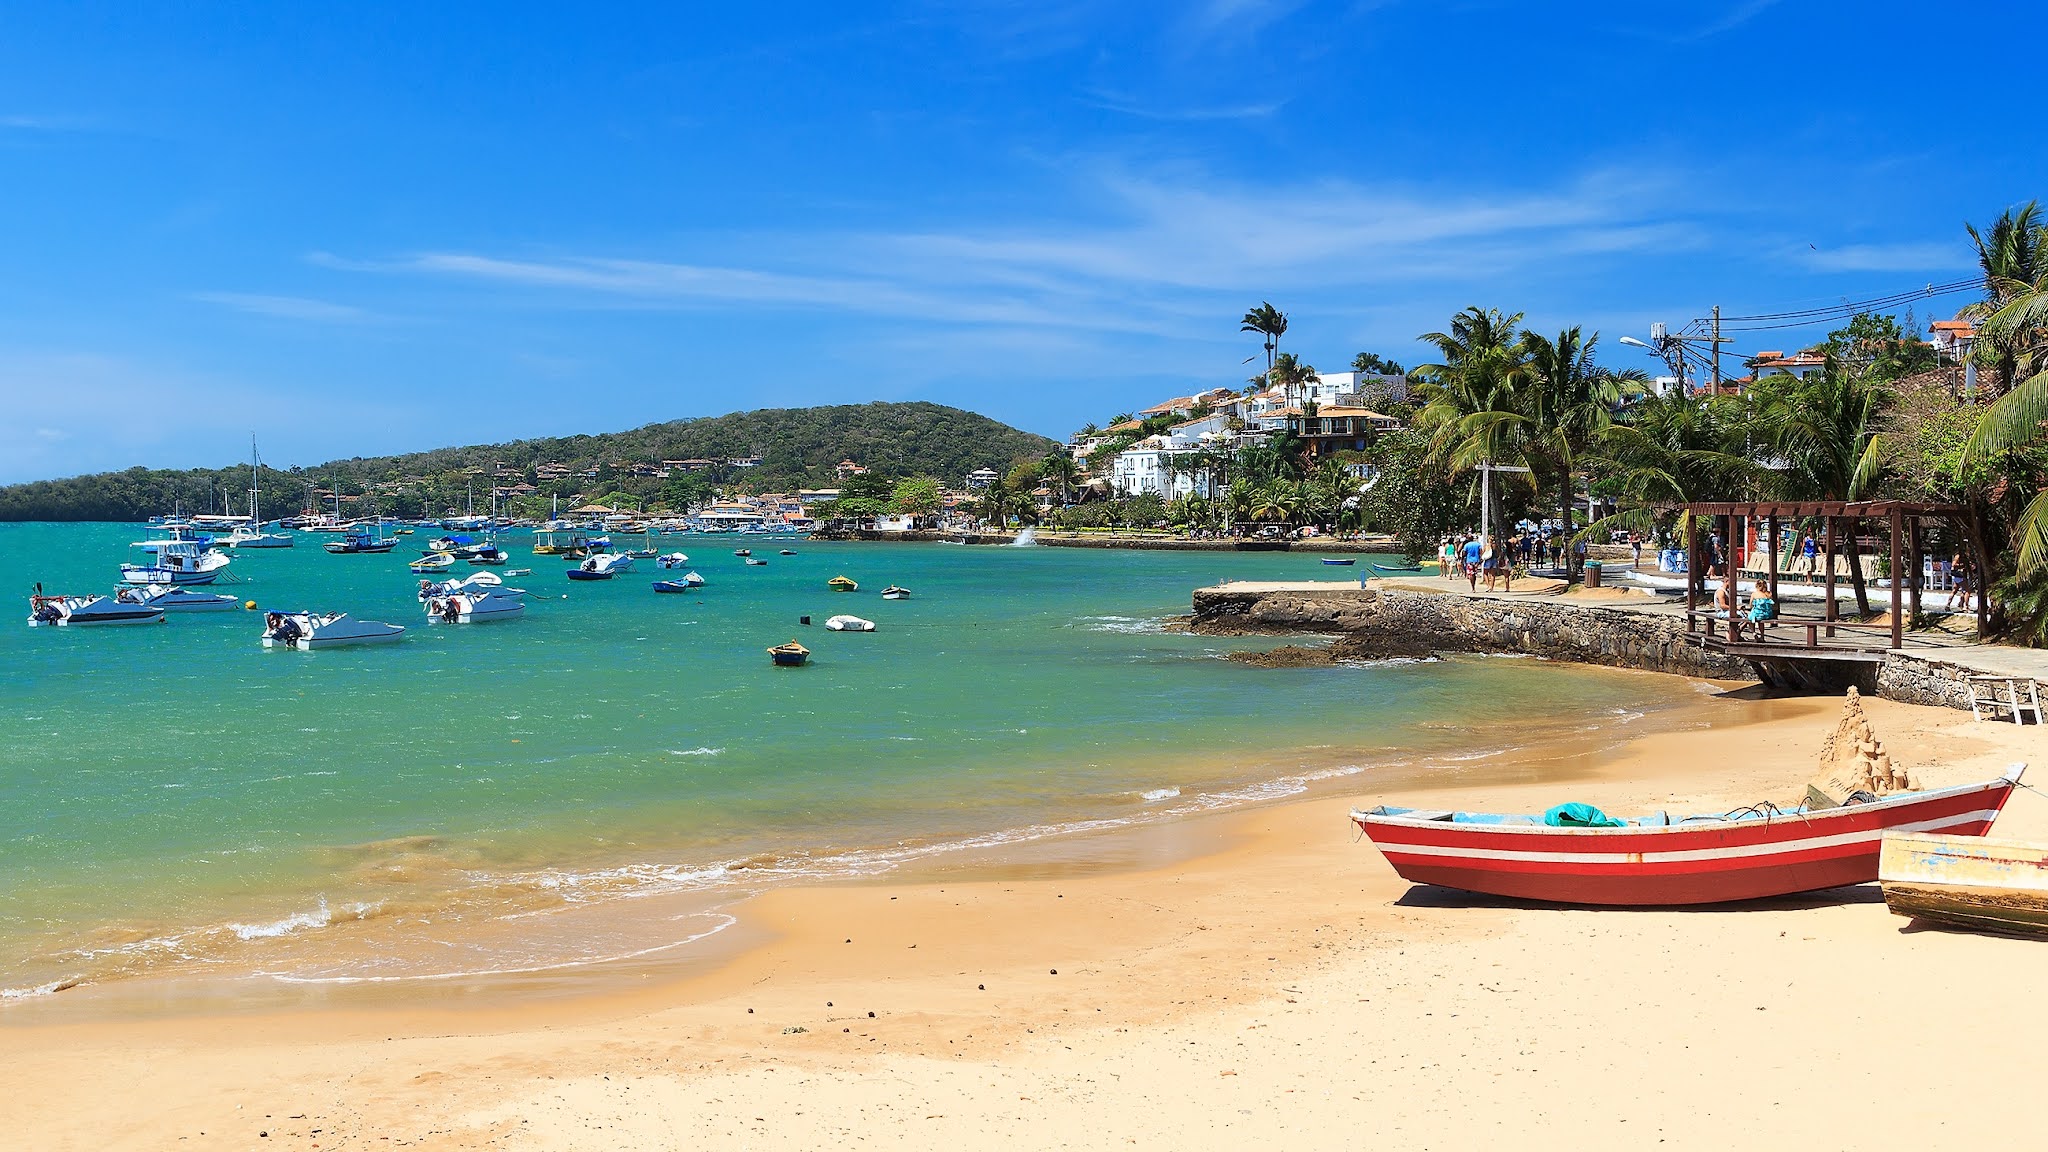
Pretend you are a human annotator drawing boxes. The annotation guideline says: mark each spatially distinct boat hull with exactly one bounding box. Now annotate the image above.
[565,570,613,581]
[1355,769,2022,906]
[1880,831,2048,937]
[1321,558,1356,566]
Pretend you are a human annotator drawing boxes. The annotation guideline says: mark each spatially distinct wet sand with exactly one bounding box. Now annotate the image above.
[7,686,2046,1150]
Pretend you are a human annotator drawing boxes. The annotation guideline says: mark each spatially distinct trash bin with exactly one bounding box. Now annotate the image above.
[1584,560,1603,588]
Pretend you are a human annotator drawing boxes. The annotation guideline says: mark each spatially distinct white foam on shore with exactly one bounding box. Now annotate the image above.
[1138,787,1182,802]
[262,912,740,985]
[667,747,724,757]
[1076,615,1166,634]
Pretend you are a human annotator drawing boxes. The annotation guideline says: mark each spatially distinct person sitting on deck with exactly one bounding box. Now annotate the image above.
[1746,578,1778,628]
[1714,568,1736,618]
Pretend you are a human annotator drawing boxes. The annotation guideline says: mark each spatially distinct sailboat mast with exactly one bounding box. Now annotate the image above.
[249,434,262,527]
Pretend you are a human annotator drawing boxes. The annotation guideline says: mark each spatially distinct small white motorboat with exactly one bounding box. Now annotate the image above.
[120,540,230,586]
[824,614,875,632]
[655,552,692,569]
[411,553,456,574]
[424,588,526,624]
[125,584,239,612]
[418,572,505,601]
[261,611,406,649]
[28,592,165,627]
[568,553,635,580]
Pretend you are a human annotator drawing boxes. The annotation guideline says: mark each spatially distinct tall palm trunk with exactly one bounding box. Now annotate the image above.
[1558,466,1576,582]
[1843,526,1872,617]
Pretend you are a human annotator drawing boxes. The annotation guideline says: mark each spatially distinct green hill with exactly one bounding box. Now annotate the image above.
[0,402,1062,521]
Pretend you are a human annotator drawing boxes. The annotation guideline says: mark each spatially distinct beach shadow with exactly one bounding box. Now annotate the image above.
[1392,882,1884,913]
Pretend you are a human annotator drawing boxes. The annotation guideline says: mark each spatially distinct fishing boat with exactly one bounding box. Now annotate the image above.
[1370,562,1424,575]
[120,537,230,586]
[824,614,875,632]
[1321,557,1356,566]
[1880,826,2048,937]
[124,584,239,612]
[325,532,398,555]
[767,640,810,666]
[1351,763,2025,906]
[28,591,165,627]
[567,553,634,581]
[734,548,753,557]
[260,611,406,649]
[424,588,526,624]
[880,585,911,600]
[827,575,858,591]
[411,553,455,574]
[651,579,695,594]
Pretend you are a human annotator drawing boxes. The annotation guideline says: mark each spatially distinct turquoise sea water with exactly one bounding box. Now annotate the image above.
[1,524,1684,998]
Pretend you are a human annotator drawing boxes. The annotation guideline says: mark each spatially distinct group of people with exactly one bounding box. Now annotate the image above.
[1436,530,1599,592]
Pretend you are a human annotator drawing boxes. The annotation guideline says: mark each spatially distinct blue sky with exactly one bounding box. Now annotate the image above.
[0,1,2035,482]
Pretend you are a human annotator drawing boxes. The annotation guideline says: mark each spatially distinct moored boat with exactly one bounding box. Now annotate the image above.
[744,557,768,566]
[567,553,634,581]
[418,572,505,601]
[467,544,510,566]
[824,614,874,632]
[1321,557,1356,566]
[325,532,398,555]
[655,552,692,569]
[734,548,753,557]
[767,639,810,666]
[125,584,239,612]
[120,538,230,585]
[260,611,406,649]
[28,591,165,627]
[880,585,910,600]
[779,549,797,556]
[1351,763,2026,906]
[827,575,858,591]
[1880,825,2048,937]
[411,553,455,574]
[1369,562,1424,575]
[651,579,694,593]
[424,588,525,624]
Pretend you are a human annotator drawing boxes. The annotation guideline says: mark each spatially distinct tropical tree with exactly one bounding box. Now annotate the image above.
[1040,451,1081,507]
[1747,363,1891,613]
[1269,352,1320,412]
[1410,306,1534,534]
[889,475,944,521]
[1241,302,1288,371]
[1590,391,1754,547]
[1963,271,2048,584]
[1961,202,2048,396]
[1520,326,1646,576]
[1352,351,1404,376]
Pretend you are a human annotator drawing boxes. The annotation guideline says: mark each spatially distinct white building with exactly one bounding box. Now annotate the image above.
[966,467,999,489]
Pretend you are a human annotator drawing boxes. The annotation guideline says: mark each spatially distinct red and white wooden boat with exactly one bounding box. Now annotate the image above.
[1351,762,2025,906]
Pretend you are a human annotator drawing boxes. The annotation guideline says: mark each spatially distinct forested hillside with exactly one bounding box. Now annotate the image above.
[0,402,1061,521]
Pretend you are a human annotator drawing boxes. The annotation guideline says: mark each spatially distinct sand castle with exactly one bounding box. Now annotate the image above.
[1809,687,1915,805]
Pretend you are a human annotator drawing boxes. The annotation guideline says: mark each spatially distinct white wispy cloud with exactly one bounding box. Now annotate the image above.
[190,291,380,322]
[1795,242,1970,273]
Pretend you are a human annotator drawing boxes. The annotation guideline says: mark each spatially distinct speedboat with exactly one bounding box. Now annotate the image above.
[824,614,874,632]
[28,592,165,627]
[261,611,406,649]
[568,553,634,581]
[655,552,692,569]
[411,553,456,574]
[467,544,509,566]
[744,557,769,566]
[424,588,526,624]
[125,584,239,612]
[325,532,398,555]
[827,575,858,591]
[418,572,506,601]
[767,640,810,666]
[880,586,911,600]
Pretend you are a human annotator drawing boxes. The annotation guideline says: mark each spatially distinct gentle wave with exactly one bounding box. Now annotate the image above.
[667,747,725,757]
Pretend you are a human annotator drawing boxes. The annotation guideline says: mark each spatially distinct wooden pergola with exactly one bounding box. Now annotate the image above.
[1682,500,1991,653]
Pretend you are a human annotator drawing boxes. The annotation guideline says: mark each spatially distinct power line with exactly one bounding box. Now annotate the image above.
[1682,278,1978,335]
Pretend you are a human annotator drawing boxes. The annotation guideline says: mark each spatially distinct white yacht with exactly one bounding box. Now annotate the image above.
[260,611,406,649]
[120,539,230,585]
[28,592,166,627]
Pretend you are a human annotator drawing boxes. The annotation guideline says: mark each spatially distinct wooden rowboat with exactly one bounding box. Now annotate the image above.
[827,575,858,591]
[1351,762,2025,906]
[1881,828,2048,937]
[768,640,810,667]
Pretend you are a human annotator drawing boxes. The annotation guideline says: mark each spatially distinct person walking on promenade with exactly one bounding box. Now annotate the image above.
[1461,535,1482,592]
[1948,550,1971,611]
[1481,537,1499,592]
[1439,537,1454,579]
[1799,532,1817,582]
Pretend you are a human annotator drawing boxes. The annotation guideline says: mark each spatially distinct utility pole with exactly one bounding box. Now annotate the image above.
[1711,305,1722,395]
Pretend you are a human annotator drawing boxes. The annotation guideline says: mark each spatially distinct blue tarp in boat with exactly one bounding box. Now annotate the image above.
[1543,802,1627,828]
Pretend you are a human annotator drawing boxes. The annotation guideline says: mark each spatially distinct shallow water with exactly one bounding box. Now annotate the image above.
[1,523,1683,998]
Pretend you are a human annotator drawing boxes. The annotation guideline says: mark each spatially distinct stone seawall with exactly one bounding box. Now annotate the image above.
[1190,585,1756,681]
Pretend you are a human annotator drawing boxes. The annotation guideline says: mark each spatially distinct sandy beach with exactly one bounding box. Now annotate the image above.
[8,685,2047,1151]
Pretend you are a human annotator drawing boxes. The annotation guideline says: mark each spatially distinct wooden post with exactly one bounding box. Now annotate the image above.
[1767,514,1779,601]
[1908,515,1923,622]
[1824,517,1838,637]
[1685,512,1699,616]
[1889,507,1904,651]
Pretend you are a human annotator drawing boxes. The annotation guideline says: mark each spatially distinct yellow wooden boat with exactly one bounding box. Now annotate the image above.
[1881,824,2048,938]
[827,575,858,591]
[768,640,810,667]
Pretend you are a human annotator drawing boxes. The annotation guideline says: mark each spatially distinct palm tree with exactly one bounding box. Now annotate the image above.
[1521,326,1647,578]
[1269,352,1320,412]
[1411,307,1533,530]
[1748,363,1890,614]
[1963,272,2048,582]
[1040,451,1080,507]
[1592,391,1755,548]
[1960,203,2048,396]
[1241,302,1288,371]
